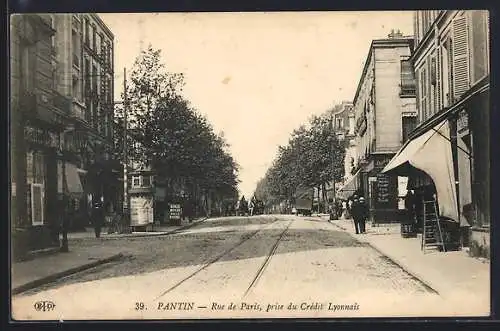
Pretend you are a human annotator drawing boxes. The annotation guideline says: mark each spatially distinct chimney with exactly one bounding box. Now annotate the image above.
[388,29,404,39]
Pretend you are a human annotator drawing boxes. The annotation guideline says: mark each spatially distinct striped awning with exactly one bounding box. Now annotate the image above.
[337,169,361,200]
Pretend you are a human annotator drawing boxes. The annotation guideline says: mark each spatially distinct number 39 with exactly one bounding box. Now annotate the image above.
[135,302,145,310]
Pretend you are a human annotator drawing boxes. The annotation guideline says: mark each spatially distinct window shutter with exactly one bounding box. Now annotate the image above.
[452,13,470,100]
[470,10,489,84]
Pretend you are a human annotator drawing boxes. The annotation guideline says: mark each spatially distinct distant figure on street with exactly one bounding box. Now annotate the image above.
[357,196,369,234]
[350,195,360,234]
[91,201,105,238]
[335,200,343,220]
[248,196,256,216]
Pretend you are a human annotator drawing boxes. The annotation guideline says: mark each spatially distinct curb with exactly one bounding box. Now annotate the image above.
[361,239,441,296]
[12,253,125,295]
[123,217,209,239]
[72,217,209,241]
[327,220,442,296]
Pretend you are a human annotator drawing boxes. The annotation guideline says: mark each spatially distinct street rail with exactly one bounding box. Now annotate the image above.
[243,220,293,298]
[154,217,281,300]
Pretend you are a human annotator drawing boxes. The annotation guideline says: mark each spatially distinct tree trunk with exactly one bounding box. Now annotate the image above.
[321,183,327,213]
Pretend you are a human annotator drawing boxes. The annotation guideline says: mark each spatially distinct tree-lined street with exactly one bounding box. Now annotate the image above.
[13,215,459,319]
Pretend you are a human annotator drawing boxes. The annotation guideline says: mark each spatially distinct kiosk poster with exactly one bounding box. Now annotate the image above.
[169,204,182,220]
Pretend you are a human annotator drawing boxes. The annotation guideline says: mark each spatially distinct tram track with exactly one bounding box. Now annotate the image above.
[154,217,281,300]
[243,220,293,298]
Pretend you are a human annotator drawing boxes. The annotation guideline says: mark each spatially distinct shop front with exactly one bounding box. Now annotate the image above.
[368,155,400,224]
[383,78,490,256]
[382,119,463,251]
[458,80,490,257]
[23,124,61,251]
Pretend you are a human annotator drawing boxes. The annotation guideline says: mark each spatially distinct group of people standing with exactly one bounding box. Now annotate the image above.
[348,194,369,234]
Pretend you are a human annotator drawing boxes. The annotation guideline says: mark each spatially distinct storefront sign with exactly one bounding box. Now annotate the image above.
[374,156,392,169]
[457,110,469,136]
[169,204,182,220]
[376,174,390,203]
[402,111,417,117]
[25,126,59,148]
[130,196,154,226]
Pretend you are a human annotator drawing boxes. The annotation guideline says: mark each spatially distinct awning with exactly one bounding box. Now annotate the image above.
[337,169,361,200]
[65,162,84,195]
[382,120,459,222]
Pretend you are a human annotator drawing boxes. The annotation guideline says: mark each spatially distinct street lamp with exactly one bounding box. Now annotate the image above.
[59,124,75,252]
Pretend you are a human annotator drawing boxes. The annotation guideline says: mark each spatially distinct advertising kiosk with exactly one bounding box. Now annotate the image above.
[129,169,154,231]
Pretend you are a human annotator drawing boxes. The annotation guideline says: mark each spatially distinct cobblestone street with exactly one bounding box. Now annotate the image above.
[12,215,461,320]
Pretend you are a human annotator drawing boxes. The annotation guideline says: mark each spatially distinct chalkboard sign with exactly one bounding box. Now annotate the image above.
[377,174,390,203]
[170,204,182,220]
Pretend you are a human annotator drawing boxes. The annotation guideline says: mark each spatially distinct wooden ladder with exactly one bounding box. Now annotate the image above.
[421,199,446,253]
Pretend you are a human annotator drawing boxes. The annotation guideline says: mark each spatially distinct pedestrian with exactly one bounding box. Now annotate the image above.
[350,195,361,234]
[248,199,255,216]
[91,201,105,238]
[358,196,369,234]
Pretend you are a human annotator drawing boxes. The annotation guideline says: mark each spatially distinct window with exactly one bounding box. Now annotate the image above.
[419,68,428,122]
[72,74,80,100]
[400,59,416,96]
[132,176,141,188]
[470,10,489,84]
[97,33,102,55]
[451,13,470,101]
[142,176,151,187]
[92,25,97,50]
[84,17,90,44]
[21,44,35,92]
[72,30,80,68]
[337,118,342,129]
[441,40,451,107]
[50,15,56,51]
[107,41,112,68]
[402,116,417,143]
[430,56,437,114]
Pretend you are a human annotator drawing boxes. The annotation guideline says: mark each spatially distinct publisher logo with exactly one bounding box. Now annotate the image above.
[33,301,56,312]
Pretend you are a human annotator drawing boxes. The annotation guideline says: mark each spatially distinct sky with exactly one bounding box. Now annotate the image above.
[100,12,414,199]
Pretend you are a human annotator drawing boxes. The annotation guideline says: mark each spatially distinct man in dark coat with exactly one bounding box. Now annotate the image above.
[350,195,360,234]
[91,201,105,238]
[358,196,369,233]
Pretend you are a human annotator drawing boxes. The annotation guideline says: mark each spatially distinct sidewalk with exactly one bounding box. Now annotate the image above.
[12,244,124,294]
[12,217,208,295]
[326,217,490,302]
[68,217,207,241]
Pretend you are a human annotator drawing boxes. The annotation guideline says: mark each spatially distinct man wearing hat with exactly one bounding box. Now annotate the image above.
[350,195,360,234]
[358,196,369,233]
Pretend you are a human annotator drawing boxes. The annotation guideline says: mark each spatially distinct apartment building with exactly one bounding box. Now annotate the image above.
[64,14,120,226]
[344,31,416,223]
[330,102,357,201]
[382,11,490,257]
[10,14,116,259]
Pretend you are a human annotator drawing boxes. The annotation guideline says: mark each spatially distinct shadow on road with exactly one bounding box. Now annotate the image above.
[30,217,368,291]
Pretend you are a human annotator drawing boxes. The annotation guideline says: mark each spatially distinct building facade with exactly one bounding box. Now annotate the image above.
[383,10,490,257]
[10,14,116,259]
[350,31,417,223]
[332,101,356,184]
